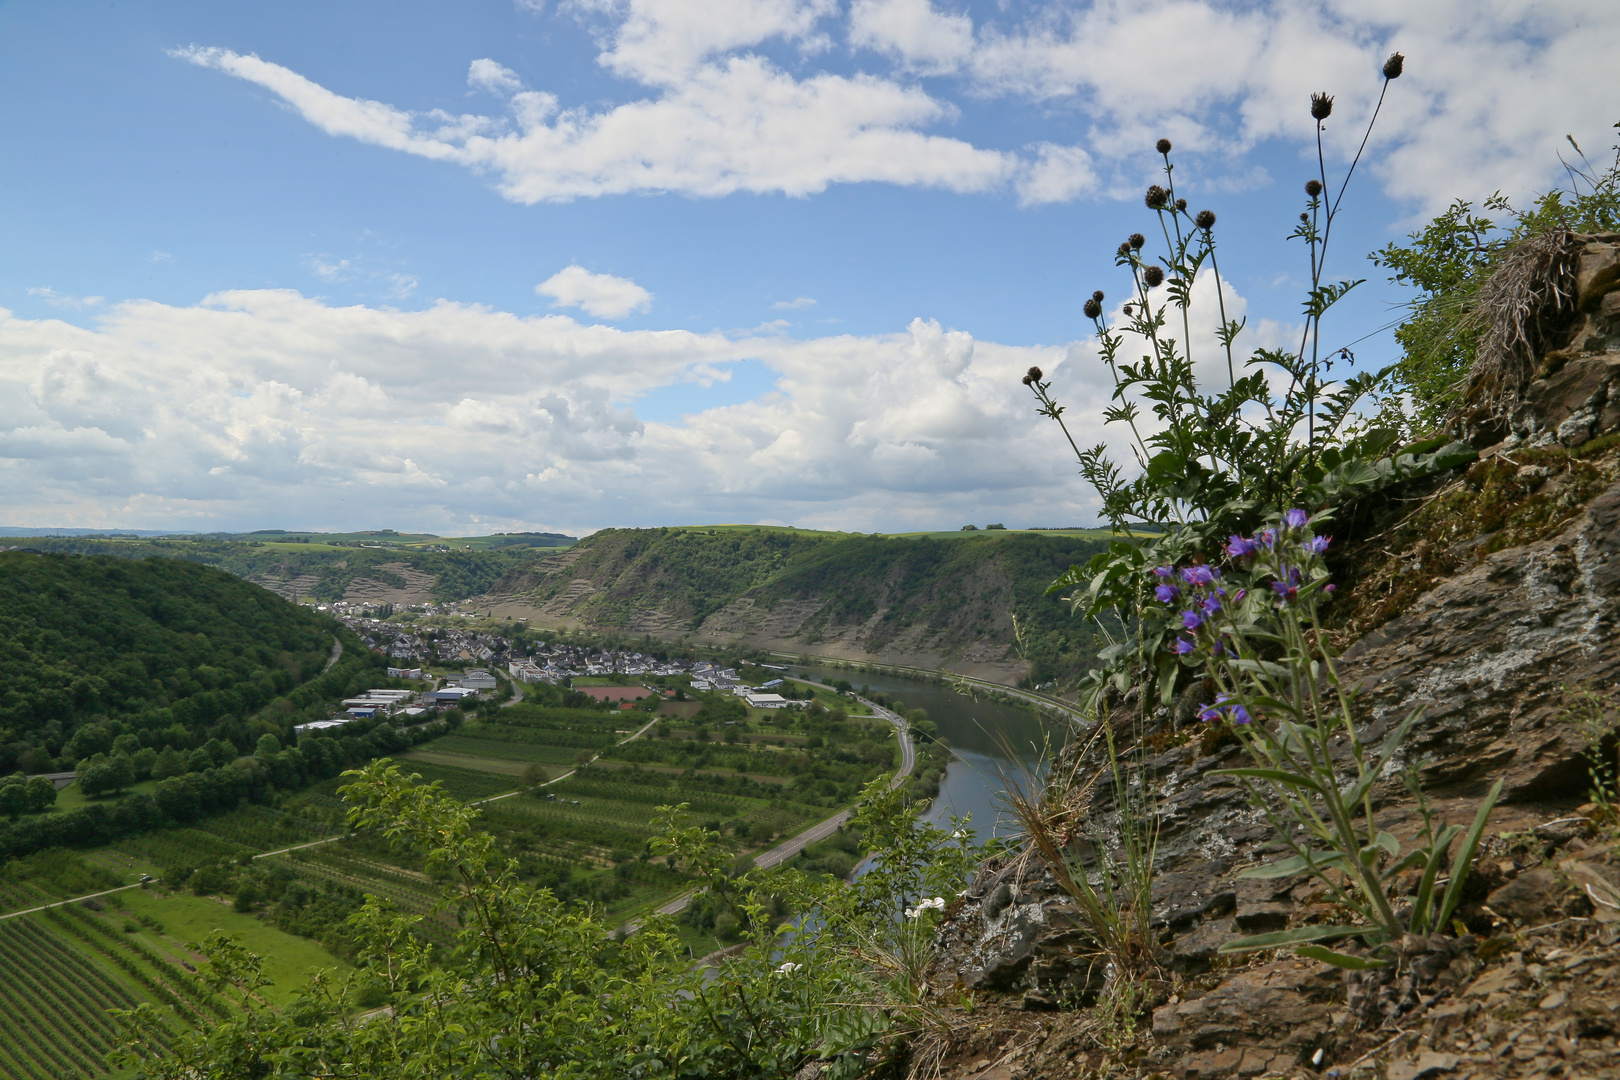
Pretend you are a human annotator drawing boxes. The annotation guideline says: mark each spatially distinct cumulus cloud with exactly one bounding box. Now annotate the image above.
[0,293,1123,532]
[966,0,1620,212]
[1017,143,1099,206]
[849,0,973,74]
[536,265,653,318]
[572,0,838,85]
[468,58,525,96]
[175,45,1012,202]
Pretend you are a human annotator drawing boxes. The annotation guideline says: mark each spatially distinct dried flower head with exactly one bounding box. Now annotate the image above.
[1383,52,1404,79]
[1175,197,1188,212]
[1195,209,1216,230]
[1143,265,1165,288]
[1305,179,1323,198]
[1128,233,1146,250]
[1025,365,1043,384]
[1082,297,1103,319]
[1300,212,1310,224]
[1116,241,1132,258]
[1122,304,1134,316]
[1156,138,1172,155]
[1145,185,1169,209]
[1310,93,1334,121]
[1092,290,1105,302]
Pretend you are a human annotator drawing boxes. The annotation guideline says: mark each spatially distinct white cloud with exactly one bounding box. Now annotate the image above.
[772,296,816,309]
[536,265,653,318]
[174,46,1013,202]
[468,58,524,96]
[27,288,105,310]
[148,250,175,263]
[0,293,1122,532]
[306,256,353,281]
[1017,143,1099,206]
[849,0,973,74]
[965,0,1620,212]
[572,0,837,85]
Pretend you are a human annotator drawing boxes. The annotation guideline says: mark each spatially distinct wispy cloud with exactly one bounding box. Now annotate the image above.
[148,250,175,263]
[27,287,105,310]
[772,296,817,310]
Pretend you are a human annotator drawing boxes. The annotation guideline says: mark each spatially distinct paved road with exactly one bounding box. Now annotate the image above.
[632,693,914,926]
[501,678,525,707]
[0,883,144,922]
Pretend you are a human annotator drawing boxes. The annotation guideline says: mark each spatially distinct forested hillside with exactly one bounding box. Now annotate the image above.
[492,527,1116,687]
[0,552,339,768]
[10,534,565,603]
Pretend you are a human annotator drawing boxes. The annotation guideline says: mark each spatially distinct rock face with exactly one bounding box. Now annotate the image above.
[920,234,1620,1079]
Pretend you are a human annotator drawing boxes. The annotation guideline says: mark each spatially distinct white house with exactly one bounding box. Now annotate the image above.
[458,669,498,690]
[744,693,789,709]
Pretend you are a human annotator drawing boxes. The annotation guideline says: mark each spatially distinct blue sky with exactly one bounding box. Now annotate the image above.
[1,0,1615,535]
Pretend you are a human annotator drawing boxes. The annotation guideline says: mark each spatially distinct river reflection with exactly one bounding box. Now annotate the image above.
[789,664,1061,844]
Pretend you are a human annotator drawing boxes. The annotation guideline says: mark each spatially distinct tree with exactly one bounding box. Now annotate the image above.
[255,734,282,759]
[25,775,57,812]
[78,762,113,798]
[106,752,136,794]
[0,780,28,819]
[520,762,547,790]
[151,746,186,781]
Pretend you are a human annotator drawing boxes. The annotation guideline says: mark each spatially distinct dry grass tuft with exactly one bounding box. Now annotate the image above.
[1462,229,1585,416]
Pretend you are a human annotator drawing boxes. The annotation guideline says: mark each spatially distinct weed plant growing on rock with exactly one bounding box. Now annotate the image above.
[1164,510,1499,967]
[1024,54,1476,712]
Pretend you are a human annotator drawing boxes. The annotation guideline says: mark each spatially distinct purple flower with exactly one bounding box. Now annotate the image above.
[1152,566,1174,578]
[1174,637,1196,655]
[1256,528,1276,550]
[1230,705,1253,724]
[1155,583,1180,604]
[1225,534,1260,558]
[1201,596,1221,616]
[1271,579,1298,603]
[1283,508,1309,530]
[1309,534,1331,554]
[1181,564,1218,587]
[1196,701,1222,723]
[1232,589,1246,603]
[1324,583,1336,594]
[1181,610,1204,631]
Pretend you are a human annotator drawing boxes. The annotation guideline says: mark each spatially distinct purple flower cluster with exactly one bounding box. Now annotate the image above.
[1197,693,1251,725]
[1152,562,1229,659]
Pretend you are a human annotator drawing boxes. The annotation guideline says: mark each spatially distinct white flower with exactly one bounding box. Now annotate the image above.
[950,830,967,840]
[907,896,946,918]
[775,961,801,975]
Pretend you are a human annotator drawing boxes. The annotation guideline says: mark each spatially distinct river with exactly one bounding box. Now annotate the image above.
[788,663,1062,845]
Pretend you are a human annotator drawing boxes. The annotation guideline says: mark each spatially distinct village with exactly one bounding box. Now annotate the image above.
[293,604,800,737]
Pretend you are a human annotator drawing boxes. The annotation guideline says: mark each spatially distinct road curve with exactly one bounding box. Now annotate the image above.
[634,692,914,925]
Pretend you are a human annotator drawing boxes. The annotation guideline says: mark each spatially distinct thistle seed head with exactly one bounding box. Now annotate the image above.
[1310,93,1334,121]
[1305,179,1323,198]
[1383,52,1404,79]
[1300,212,1310,224]
[1024,365,1043,384]
[1145,185,1169,209]
[1122,304,1134,316]
[1156,138,1172,155]
[1143,266,1165,288]
[1128,233,1146,250]
[1083,297,1103,319]
[1195,209,1216,230]
[1092,290,1105,302]
[1175,198,1187,212]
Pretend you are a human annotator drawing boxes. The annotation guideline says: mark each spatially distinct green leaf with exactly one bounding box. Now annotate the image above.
[1218,924,1364,953]
[1374,831,1401,856]
[1434,778,1503,932]
[1295,944,1388,970]
[1211,767,1325,794]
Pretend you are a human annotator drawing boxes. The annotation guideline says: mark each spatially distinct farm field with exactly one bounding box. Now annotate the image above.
[0,670,901,1077]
